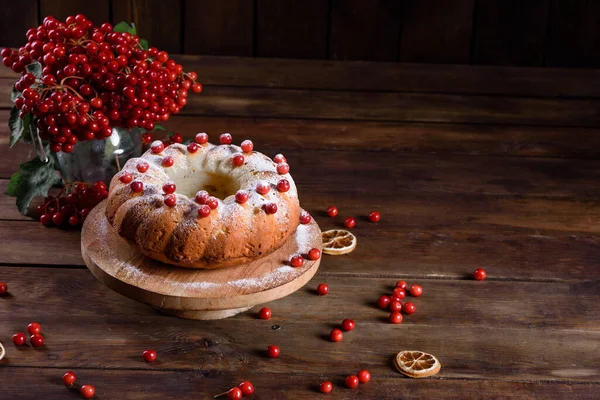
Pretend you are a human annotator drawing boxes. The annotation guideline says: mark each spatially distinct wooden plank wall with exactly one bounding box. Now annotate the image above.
[1,0,600,67]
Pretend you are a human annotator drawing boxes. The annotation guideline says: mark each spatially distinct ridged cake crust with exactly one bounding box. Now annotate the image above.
[105,142,301,268]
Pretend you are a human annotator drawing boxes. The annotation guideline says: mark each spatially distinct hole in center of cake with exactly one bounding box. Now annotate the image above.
[175,171,240,200]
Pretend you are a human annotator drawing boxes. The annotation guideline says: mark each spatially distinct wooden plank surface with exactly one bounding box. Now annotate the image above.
[400,0,475,63]
[473,0,549,66]
[0,0,37,48]
[40,0,109,25]
[255,0,329,59]
[329,0,401,61]
[0,368,595,400]
[112,0,182,54]
[183,0,254,56]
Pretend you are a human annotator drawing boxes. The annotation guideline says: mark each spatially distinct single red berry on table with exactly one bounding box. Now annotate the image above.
[151,140,165,154]
[198,205,211,218]
[241,140,253,153]
[409,284,423,297]
[137,162,149,173]
[119,172,133,183]
[329,328,343,342]
[357,369,371,383]
[368,211,381,222]
[392,287,406,299]
[162,156,175,167]
[266,345,280,358]
[317,283,329,295]
[27,322,41,335]
[299,211,311,224]
[30,333,44,347]
[62,371,76,386]
[474,268,487,281]
[290,255,304,267]
[390,301,402,313]
[164,194,177,207]
[143,349,157,362]
[345,375,359,389]
[263,203,278,214]
[276,179,290,192]
[238,381,254,396]
[12,332,26,346]
[319,381,333,394]
[258,307,271,320]
[0,282,7,294]
[276,162,289,174]
[273,154,286,163]
[344,217,356,229]
[341,319,355,332]
[308,248,321,260]
[219,133,232,144]
[162,182,176,194]
[403,302,416,315]
[326,206,338,218]
[228,387,242,400]
[389,312,403,324]
[81,384,95,399]
[195,132,208,144]
[187,142,199,153]
[130,181,143,193]
[232,154,244,166]
[396,280,408,290]
[378,295,391,309]
[235,190,249,204]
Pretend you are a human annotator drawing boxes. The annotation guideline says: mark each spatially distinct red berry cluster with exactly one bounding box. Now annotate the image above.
[2,14,201,153]
[326,205,381,229]
[377,280,422,323]
[329,318,355,342]
[215,380,254,399]
[61,371,95,399]
[319,369,370,393]
[289,247,320,267]
[12,322,44,347]
[37,181,107,228]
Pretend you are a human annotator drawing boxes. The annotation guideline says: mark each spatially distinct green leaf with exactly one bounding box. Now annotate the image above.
[7,154,62,215]
[11,85,20,102]
[153,124,166,131]
[8,106,31,147]
[25,61,42,78]
[140,38,149,51]
[113,21,136,35]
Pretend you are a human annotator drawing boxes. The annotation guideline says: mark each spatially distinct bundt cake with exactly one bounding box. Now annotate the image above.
[105,133,308,269]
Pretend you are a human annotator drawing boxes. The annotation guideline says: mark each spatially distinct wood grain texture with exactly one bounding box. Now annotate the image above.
[329,0,401,61]
[183,0,254,56]
[0,368,596,400]
[255,0,329,59]
[0,0,37,48]
[40,0,109,25]
[546,0,600,68]
[400,0,475,63]
[112,0,182,53]
[473,0,548,66]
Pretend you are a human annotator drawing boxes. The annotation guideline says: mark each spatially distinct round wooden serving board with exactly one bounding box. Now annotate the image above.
[81,200,322,320]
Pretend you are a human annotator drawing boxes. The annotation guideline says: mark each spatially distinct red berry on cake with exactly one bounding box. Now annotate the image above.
[320,381,333,393]
[276,162,289,174]
[232,154,244,166]
[330,328,343,342]
[290,255,304,267]
[164,194,177,207]
[344,217,356,228]
[137,161,149,173]
[317,283,329,295]
[266,345,280,358]
[198,205,211,218]
[308,248,321,260]
[258,307,271,319]
[256,181,270,195]
[195,132,208,144]
[389,312,403,324]
[130,181,143,193]
[326,205,338,217]
[187,142,200,153]
[151,140,164,154]
[357,369,371,383]
[474,268,487,281]
[403,302,416,315]
[409,284,423,297]
[276,179,290,192]
[341,319,355,331]
[27,322,41,335]
[241,140,253,153]
[30,333,44,347]
[119,172,133,183]
[162,156,175,167]
[142,349,157,362]
[378,295,391,309]
[206,197,219,209]
[264,203,278,214]
[12,332,26,346]
[195,190,209,204]
[299,211,311,224]
[219,133,232,144]
[273,154,286,163]
[62,371,76,386]
[368,211,381,222]
[235,190,249,204]
[162,182,176,194]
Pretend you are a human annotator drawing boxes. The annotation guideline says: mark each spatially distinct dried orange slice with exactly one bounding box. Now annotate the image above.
[321,229,357,255]
[394,350,441,378]
[0,341,5,361]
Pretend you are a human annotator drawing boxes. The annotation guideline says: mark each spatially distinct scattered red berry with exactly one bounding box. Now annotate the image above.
[227,388,242,400]
[345,375,359,389]
[27,322,41,335]
[81,384,95,399]
[392,287,406,299]
[299,211,311,224]
[266,345,280,358]
[326,206,338,217]
[341,319,355,332]
[389,312,403,324]
[258,307,271,320]
[142,349,156,362]
[396,280,408,289]
[290,255,304,268]
[0,282,7,295]
[195,132,209,144]
[357,369,371,383]
[319,381,333,393]
[390,301,402,313]
[317,283,329,295]
[389,295,402,304]
[409,284,423,297]
[474,268,487,281]
[232,154,244,166]
[238,381,254,396]
[273,154,286,163]
[344,217,356,229]
[308,248,321,260]
[378,295,390,309]
[12,332,26,346]
[329,328,343,342]
[30,333,44,347]
[62,371,77,386]
[403,302,416,315]
[235,190,249,204]
[368,211,380,222]
[219,133,232,144]
[240,140,253,153]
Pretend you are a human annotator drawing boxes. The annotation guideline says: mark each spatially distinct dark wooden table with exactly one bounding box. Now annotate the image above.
[1,56,599,399]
